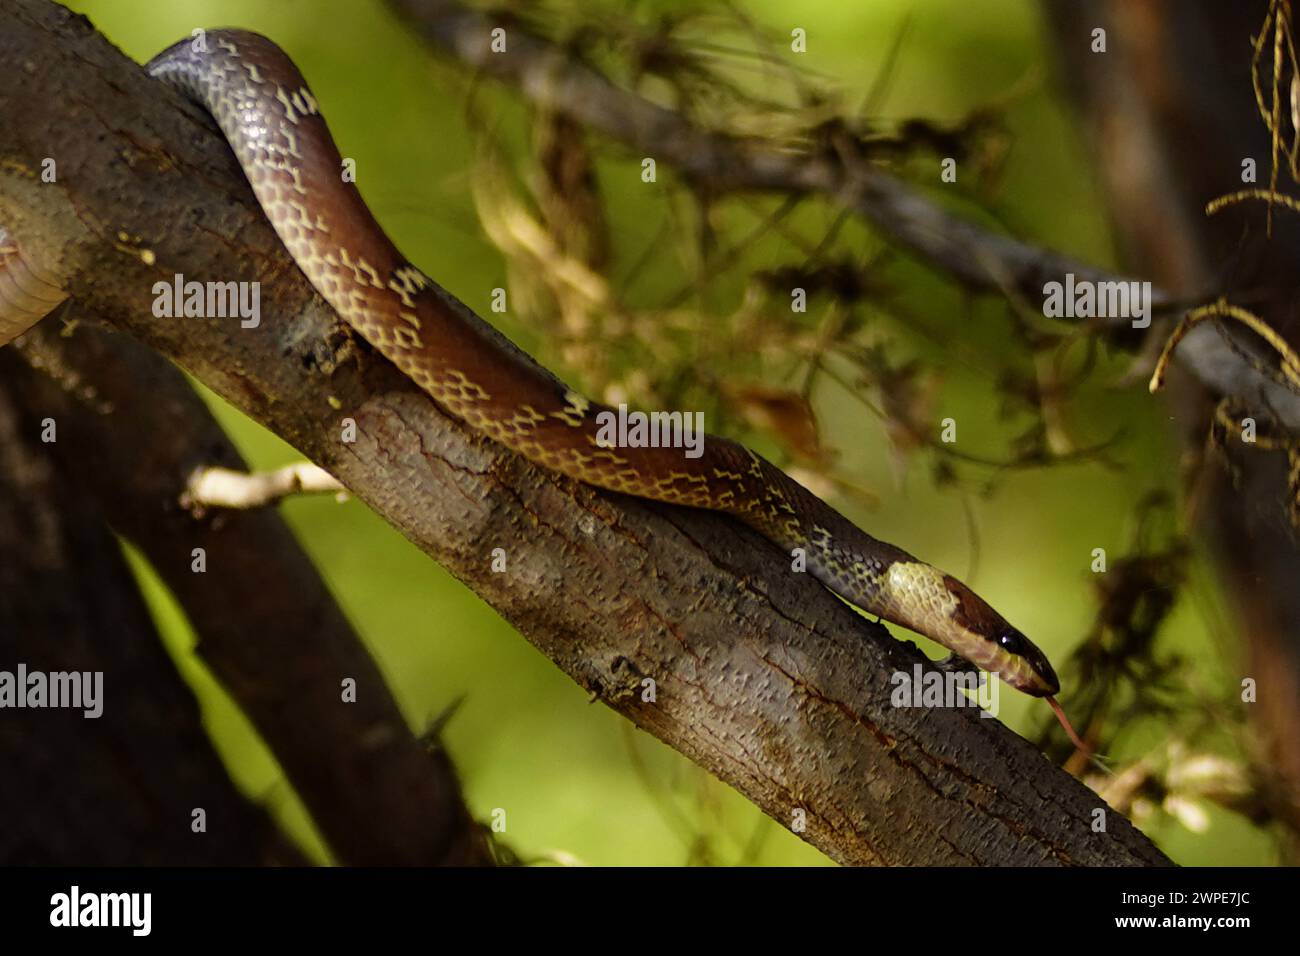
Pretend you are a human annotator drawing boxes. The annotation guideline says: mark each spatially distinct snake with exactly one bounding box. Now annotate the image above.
[1,30,1084,744]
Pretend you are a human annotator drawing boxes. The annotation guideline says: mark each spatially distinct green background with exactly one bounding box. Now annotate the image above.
[66,0,1268,865]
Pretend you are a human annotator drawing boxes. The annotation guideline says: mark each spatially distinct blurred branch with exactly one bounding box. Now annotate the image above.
[0,377,301,865]
[0,0,1172,864]
[388,0,1300,438]
[1043,0,1300,859]
[388,0,1152,305]
[2,322,491,865]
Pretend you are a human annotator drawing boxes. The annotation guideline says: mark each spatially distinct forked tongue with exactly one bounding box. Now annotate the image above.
[1046,696,1091,756]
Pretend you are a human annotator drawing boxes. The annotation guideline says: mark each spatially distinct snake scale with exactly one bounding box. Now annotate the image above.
[3,31,1081,738]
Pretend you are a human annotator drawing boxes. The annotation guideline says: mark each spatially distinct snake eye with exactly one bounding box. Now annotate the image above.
[998,631,1025,656]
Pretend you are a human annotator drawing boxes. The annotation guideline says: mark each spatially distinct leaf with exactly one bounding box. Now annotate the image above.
[723,382,826,463]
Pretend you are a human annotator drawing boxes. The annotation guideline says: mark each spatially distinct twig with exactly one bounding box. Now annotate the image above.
[182,462,347,511]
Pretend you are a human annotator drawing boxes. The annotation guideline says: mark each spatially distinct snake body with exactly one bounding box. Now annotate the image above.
[6,30,1063,699]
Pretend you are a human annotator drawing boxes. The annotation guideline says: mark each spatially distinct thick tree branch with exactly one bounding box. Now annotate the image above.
[0,0,1169,865]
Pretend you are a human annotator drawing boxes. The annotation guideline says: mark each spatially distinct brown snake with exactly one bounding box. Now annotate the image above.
[2,31,1084,742]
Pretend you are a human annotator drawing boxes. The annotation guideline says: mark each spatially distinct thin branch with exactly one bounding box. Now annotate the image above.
[388,0,1300,437]
[388,0,1162,306]
[182,462,347,511]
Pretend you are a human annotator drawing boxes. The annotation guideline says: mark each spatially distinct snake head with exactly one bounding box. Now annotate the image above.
[989,624,1060,697]
[879,562,1062,696]
[940,574,1060,696]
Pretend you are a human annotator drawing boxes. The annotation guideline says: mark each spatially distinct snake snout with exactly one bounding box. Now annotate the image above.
[995,626,1060,697]
[940,573,1060,696]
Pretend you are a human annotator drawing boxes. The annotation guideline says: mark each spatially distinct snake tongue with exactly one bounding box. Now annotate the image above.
[1046,696,1090,756]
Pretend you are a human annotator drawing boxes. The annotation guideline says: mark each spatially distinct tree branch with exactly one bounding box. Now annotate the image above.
[0,377,302,865]
[1043,0,1300,856]
[387,0,1149,306]
[387,0,1300,437]
[0,0,1169,865]
[3,321,490,865]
